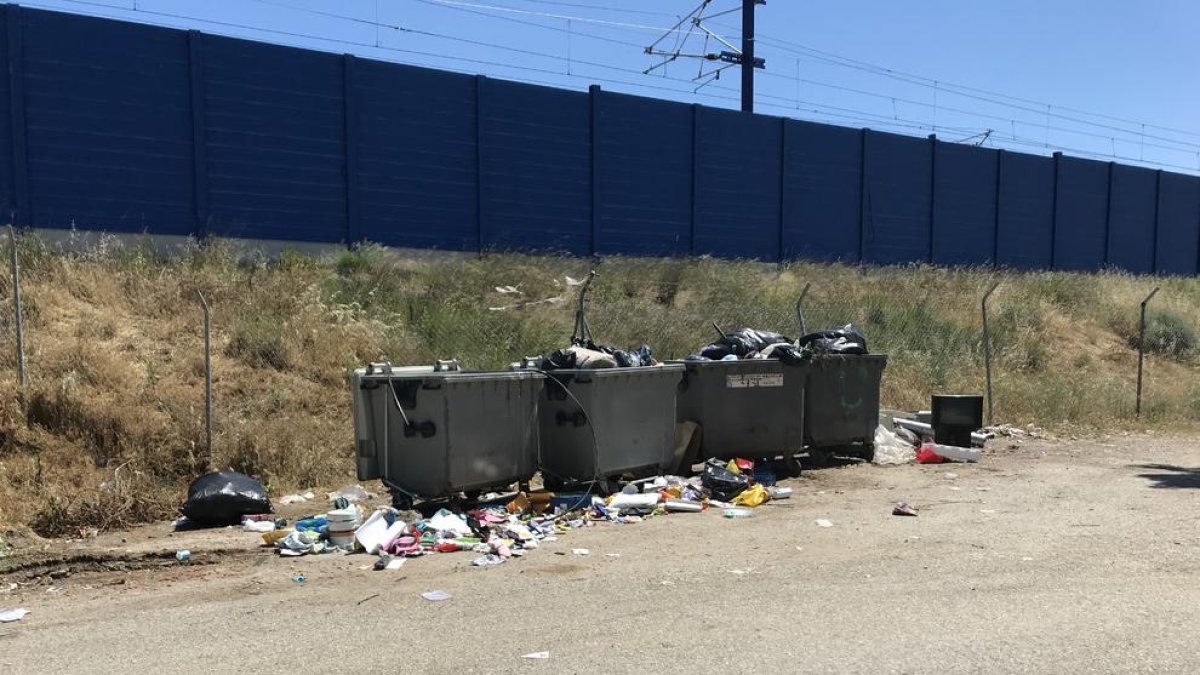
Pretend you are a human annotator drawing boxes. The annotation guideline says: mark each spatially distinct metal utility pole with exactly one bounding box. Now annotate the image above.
[642,1,765,106]
[741,0,762,113]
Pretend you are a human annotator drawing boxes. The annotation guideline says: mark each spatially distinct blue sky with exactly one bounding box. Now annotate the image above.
[23,0,1200,173]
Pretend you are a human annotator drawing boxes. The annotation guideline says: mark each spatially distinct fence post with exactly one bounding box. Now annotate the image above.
[981,281,1000,425]
[196,291,212,460]
[795,281,810,336]
[1136,286,1160,417]
[9,226,25,409]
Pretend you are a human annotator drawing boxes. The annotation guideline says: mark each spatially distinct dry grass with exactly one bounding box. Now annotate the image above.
[0,233,1198,537]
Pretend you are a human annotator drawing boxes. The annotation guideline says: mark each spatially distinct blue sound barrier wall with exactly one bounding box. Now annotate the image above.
[3,4,1199,276]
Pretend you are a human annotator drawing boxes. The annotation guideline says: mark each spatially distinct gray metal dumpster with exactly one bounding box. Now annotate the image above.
[673,359,809,461]
[350,362,543,507]
[536,364,684,488]
[803,354,888,460]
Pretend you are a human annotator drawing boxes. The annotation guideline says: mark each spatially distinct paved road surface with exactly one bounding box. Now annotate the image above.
[3,436,1199,673]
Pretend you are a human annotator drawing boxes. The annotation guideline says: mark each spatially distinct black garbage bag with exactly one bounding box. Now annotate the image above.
[797,324,868,355]
[724,328,793,356]
[612,344,654,367]
[696,343,732,360]
[181,471,273,526]
[762,343,812,366]
[701,458,752,502]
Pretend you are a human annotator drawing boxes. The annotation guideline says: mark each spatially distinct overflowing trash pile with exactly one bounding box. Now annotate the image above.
[531,340,658,370]
[181,459,793,569]
[684,324,869,365]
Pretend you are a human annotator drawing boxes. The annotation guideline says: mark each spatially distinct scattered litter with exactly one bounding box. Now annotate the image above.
[571,548,590,556]
[564,275,583,286]
[980,509,996,514]
[723,507,754,519]
[661,580,675,586]
[427,509,472,538]
[815,519,834,528]
[0,608,28,623]
[729,568,752,575]
[794,546,803,552]
[421,590,452,602]
[0,583,16,594]
[328,484,371,503]
[355,508,407,555]
[1021,557,1033,562]
[292,574,306,583]
[665,499,703,512]
[934,445,982,463]
[892,502,918,517]
[522,652,551,660]
[279,494,308,505]
[356,593,380,605]
[732,484,769,507]
[915,440,946,464]
[495,285,521,294]
[386,558,406,571]
[767,487,793,500]
[947,486,962,491]
[472,554,506,567]
[604,553,621,558]
[326,506,362,549]
[873,425,915,465]
[944,472,959,480]
[175,549,190,562]
[242,520,276,533]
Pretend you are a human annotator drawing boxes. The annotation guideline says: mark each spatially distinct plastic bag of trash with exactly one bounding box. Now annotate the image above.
[724,328,793,356]
[180,471,272,526]
[701,458,752,502]
[732,483,769,507]
[797,324,868,355]
[873,425,915,465]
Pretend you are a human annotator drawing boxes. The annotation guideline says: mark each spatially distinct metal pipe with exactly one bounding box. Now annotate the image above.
[981,281,1000,425]
[893,418,993,447]
[196,290,212,459]
[1136,286,1160,417]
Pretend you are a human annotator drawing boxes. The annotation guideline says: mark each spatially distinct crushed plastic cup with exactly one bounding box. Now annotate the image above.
[175,549,190,562]
[723,507,754,518]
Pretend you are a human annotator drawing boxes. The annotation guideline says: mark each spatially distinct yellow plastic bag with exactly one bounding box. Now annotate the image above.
[725,459,741,475]
[732,484,768,507]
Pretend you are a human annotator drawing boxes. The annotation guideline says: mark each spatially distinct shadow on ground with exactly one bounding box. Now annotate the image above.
[1132,463,1200,489]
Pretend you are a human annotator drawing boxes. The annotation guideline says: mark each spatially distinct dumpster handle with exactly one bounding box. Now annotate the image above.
[571,270,599,345]
[389,376,435,438]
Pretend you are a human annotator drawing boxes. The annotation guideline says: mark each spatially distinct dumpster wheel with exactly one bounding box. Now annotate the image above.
[849,444,875,463]
[390,488,415,511]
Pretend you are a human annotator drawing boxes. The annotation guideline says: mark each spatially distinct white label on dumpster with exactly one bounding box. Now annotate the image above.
[726,373,784,389]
